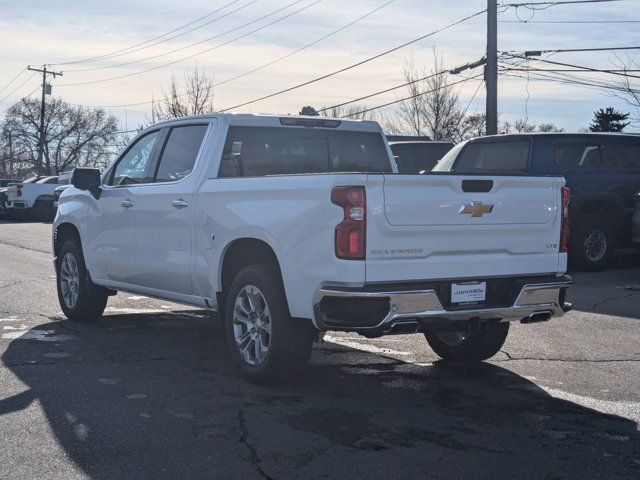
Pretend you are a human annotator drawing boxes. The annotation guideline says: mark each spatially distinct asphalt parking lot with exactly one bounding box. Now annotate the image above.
[0,219,639,479]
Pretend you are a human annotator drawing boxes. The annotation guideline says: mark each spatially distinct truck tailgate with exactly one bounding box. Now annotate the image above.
[6,184,20,201]
[365,174,566,282]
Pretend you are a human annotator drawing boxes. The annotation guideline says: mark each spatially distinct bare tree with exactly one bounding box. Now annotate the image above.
[609,54,640,126]
[501,117,564,134]
[396,56,427,136]
[396,52,464,141]
[151,66,216,121]
[1,97,118,175]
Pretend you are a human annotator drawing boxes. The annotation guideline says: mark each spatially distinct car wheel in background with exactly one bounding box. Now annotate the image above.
[570,215,614,271]
[33,199,55,222]
[56,238,108,321]
[424,321,509,362]
[224,263,314,384]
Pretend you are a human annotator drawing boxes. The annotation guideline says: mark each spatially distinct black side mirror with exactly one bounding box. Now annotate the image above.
[72,168,102,199]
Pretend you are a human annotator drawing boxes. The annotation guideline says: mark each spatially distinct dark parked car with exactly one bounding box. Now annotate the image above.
[389,141,454,173]
[633,192,640,246]
[434,133,640,270]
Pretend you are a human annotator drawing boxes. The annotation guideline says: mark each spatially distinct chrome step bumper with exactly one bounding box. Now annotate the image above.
[313,276,572,333]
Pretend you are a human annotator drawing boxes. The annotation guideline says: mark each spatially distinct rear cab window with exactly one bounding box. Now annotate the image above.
[218,126,392,177]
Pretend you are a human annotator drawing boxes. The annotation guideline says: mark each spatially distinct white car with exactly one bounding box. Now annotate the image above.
[53,114,572,383]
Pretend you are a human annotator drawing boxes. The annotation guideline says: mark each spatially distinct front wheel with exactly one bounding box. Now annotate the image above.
[224,263,314,384]
[56,238,108,321]
[424,322,509,363]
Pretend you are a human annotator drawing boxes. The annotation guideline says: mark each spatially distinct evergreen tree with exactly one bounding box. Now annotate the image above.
[589,107,630,132]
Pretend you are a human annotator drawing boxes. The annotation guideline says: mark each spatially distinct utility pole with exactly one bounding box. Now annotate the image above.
[26,65,63,174]
[485,0,498,135]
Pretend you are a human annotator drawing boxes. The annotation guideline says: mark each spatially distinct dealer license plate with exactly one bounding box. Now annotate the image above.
[451,281,486,304]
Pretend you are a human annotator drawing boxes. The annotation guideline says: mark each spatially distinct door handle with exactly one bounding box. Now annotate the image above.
[121,199,134,209]
[171,198,190,209]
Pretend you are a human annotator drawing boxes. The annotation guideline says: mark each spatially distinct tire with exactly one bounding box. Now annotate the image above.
[224,263,314,385]
[570,215,615,271]
[33,199,55,222]
[424,322,509,363]
[56,238,108,322]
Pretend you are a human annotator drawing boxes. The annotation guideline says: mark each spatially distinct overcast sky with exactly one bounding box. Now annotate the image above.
[0,0,637,131]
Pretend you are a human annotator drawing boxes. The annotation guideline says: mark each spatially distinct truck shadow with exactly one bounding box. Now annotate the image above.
[1,313,638,479]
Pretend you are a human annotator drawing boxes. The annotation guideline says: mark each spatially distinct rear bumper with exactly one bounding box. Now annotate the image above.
[313,275,572,334]
[7,201,28,209]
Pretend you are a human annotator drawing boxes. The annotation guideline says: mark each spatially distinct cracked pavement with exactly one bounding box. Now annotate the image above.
[0,220,639,479]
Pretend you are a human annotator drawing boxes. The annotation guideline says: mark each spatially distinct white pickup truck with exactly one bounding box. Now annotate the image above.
[7,174,70,221]
[53,114,572,384]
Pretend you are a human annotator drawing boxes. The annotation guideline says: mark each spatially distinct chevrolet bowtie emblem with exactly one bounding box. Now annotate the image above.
[459,201,494,217]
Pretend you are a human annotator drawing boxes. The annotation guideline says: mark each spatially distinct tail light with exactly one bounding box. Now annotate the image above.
[560,186,570,253]
[331,186,366,260]
[16,185,22,197]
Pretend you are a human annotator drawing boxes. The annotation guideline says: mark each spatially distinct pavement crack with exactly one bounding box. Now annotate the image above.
[238,404,273,480]
[500,349,513,360]
[0,239,50,255]
[494,356,639,364]
[591,291,640,311]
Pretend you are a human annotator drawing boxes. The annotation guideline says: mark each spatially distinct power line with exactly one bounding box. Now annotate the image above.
[67,0,297,73]
[501,66,640,73]
[219,8,487,112]
[52,0,246,66]
[500,19,640,23]
[340,74,484,118]
[507,46,640,55]
[67,1,395,109]
[500,0,623,7]
[503,53,640,79]
[0,72,37,105]
[0,69,27,96]
[56,0,322,87]
[500,70,639,95]
[461,78,485,116]
[318,58,485,113]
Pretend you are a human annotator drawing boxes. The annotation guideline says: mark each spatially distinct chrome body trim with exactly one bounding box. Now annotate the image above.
[313,278,572,332]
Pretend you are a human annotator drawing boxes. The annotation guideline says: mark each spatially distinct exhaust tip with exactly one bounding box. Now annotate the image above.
[521,311,552,324]
[388,321,420,334]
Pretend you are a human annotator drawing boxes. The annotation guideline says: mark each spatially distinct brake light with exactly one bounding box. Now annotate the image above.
[560,186,570,253]
[331,186,366,260]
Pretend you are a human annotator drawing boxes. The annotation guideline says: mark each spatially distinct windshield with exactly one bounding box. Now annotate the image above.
[432,141,466,172]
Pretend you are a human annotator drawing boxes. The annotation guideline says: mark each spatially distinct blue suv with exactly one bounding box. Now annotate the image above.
[434,133,640,270]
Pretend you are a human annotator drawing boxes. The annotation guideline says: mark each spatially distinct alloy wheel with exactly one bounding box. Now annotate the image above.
[60,252,80,309]
[232,285,272,366]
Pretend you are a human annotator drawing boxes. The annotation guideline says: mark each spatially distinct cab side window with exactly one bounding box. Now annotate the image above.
[154,125,208,182]
[108,131,161,186]
[601,144,640,170]
[554,143,602,169]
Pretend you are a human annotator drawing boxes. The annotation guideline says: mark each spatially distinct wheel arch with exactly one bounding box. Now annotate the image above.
[571,193,625,220]
[53,222,82,259]
[218,237,285,307]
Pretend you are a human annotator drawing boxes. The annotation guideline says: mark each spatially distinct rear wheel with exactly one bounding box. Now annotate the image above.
[570,215,615,271]
[56,238,108,321]
[224,263,314,384]
[424,322,509,362]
